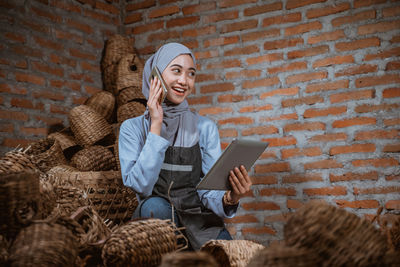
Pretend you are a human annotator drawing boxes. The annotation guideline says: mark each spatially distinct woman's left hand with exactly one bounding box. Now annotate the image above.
[227,165,252,204]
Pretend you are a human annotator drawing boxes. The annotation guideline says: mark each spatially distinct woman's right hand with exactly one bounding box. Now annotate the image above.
[147,76,163,135]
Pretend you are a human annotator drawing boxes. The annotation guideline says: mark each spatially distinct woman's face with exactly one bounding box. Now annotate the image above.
[162,54,196,105]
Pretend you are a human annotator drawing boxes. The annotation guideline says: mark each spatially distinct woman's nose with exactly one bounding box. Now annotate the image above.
[178,74,187,85]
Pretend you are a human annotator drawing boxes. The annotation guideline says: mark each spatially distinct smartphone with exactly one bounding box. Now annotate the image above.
[149,66,168,104]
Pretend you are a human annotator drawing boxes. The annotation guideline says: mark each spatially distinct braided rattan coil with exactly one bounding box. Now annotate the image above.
[200,239,265,267]
[69,105,113,147]
[0,148,37,174]
[116,53,144,93]
[101,218,182,267]
[26,138,68,172]
[85,91,116,122]
[160,251,219,267]
[117,99,146,123]
[117,85,145,106]
[284,201,388,266]
[70,145,116,172]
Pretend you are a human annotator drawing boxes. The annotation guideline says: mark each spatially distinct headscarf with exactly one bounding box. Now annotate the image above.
[142,43,199,147]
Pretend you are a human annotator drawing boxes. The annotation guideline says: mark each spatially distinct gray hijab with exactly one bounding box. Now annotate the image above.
[142,43,199,147]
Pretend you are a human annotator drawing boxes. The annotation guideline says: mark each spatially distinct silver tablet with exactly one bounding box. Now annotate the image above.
[196,139,269,190]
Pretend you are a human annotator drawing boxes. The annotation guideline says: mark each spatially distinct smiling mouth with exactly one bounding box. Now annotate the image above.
[172,87,186,94]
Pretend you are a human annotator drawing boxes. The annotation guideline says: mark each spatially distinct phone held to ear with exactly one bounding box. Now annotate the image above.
[149,66,168,104]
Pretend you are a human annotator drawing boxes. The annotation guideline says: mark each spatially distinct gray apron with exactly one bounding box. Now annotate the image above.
[152,143,225,250]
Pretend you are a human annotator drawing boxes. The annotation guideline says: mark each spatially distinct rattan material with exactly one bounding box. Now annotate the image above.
[8,218,80,267]
[0,172,41,239]
[247,243,321,267]
[101,218,182,267]
[102,64,118,93]
[26,138,68,172]
[70,145,116,171]
[69,105,113,147]
[200,239,265,267]
[51,184,90,218]
[114,136,120,171]
[116,53,144,93]
[85,91,116,122]
[160,251,219,267]
[48,131,78,151]
[38,176,57,219]
[389,216,400,251]
[0,148,37,174]
[101,34,134,67]
[284,201,388,266]
[46,164,78,176]
[0,235,9,266]
[117,86,145,107]
[57,171,138,225]
[117,99,146,123]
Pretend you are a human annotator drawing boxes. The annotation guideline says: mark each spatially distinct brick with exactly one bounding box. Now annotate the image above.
[287,199,303,209]
[149,5,179,18]
[221,19,257,33]
[243,2,282,16]
[242,226,276,236]
[331,89,375,104]
[303,106,347,118]
[50,54,77,67]
[260,187,296,196]
[364,47,400,61]
[284,122,325,132]
[124,12,142,24]
[289,45,330,59]
[336,37,380,51]
[241,201,280,211]
[0,84,27,95]
[260,87,299,99]
[33,90,65,101]
[260,151,278,159]
[224,45,259,56]
[386,200,400,210]
[335,200,379,209]
[268,62,307,74]
[183,25,216,38]
[10,98,44,110]
[55,30,83,44]
[219,128,238,138]
[218,117,254,125]
[67,19,93,34]
[306,80,349,93]
[4,32,26,43]
[0,123,14,133]
[126,0,155,11]
[262,136,297,147]
[330,171,378,182]
[83,9,115,24]
[335,64,378,77]
[32,61,64,77]
[330,144,375,155]
[148,30,180,42]
[307,3,350,19]
[132,21,163,34]
[354,186,400,195]
[309,133,347,142]
[352,158,398,167]
[354,0,386,8]
[2,138,34,148]
[52,1,81,13]
[19,127,47,136]
[383,5,400,17]
[358,20,400,35]
[255,162,290,173]
[313,55,354,68]
[242,77,280,89]
[224,214,258,224]
[219,0,258,8]
[262,113,298,122]
[15,72,45,86]
[383,87,400,98]
[331,10,376,27]
[242,29,280,43]
[182,2,215,15]
[200,82,234,94]
[384,118,400,126]
[286,0,325,9]
[206,59,241,70]
[50,104,70,115]
[356,74,400,88]
[333,117,376,128]
[264,37,303,50]
[281,147,322,159]
[0,109,29,121]
[286,71,327,85]
[202,10,238,23]
[12,45,43,58]
[285,21,322,36]
[264,213,287,223]
[304,186,346,196]
[242,126,278,136]
[263,12,301,27]
[308,30,346,45]
[217,94,253,103]
[188,96,212,106]
[386,61,400,71]
[204,36,239,48]
[246,53,283,65]
[251,175,277,185]
[283,173,323,183]
[383,144,400,153]
[282,95,324,107]
[31,6,62,22]
[194,49,218,59]
[356,103,400,113]
[225,70,261,80]
[390,35,400,43]
[195,73,217,83]
[198,106,232,116]
[355,129,399,140]
[239,104,273,113]
[304,159,343,170]
[386,175,400,181]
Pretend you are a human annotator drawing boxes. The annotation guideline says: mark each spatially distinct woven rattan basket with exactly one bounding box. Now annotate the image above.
[0,171,41,239]
[102,64,118,93]
[102,218,185,267]
[117,86,145,107]
[47,131,78,151]
[69,105,113,147]
[38,176,57,219]
[70,145,116,171]
[200,239,265,267]
[26,138,68,172]
[85,91,116,122]
[46,164,78,176]
[8,217,81,267]
[160,251,219,267]
[115,53,144,93]
[101,34,134,67]
[284,201,388,266]
[117,99,146,123]
[0,148,37,174]
[57,171,138,225]
[247,243,321,267]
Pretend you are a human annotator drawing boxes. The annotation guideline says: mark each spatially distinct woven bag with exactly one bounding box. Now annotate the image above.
[247,243,321,267]
[200,239,265,267]
[117,85,145,107]
[0,148,37,174]
[101,218,184,267]
[117,99,146,123]
[0,171,41,239]
[160,251,219,267]
[26,138,68,172]
[69,105,113,147]
[8,217,81,267]
[115,53,144,93]
[284,201,388,266]
[85,91,116,122]
[57,171,138,225]
[70,145,116,171]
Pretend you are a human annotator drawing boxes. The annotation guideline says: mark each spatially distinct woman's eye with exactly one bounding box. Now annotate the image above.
[189,72,196,77]
[172,69,180,73]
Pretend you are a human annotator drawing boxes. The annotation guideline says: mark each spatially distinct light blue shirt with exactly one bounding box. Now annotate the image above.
[119,115,237,218]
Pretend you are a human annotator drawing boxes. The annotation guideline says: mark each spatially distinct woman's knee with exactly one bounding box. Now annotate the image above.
[139,197,174,220]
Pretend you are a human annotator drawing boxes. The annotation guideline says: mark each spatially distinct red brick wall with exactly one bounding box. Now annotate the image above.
[1,0,399,245]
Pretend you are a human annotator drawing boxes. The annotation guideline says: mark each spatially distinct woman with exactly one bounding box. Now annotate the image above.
[118,43,252,250]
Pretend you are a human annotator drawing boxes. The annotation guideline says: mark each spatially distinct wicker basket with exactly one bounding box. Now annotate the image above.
[389,215,400,251]
[102,64,118,93]
[26,138,68,172]
[8,218,80,267]
[117,86,145,107]
[38,176,57,219]
[85,91,116,122]
[200,239,265,267]
[101,34,134,67]
[284,201,388,266]
[115,53,144,93]
[47,131,78,151]
[69,105,113,147]
[117,99,146,123]
[247,243,321,267]
[102,218,184,267]
[0,148,37,174]
[160,251,219,267]
[0,172,41,239]
[70,145,116,172]
[57,171,138,225]
[46,164,78,176]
